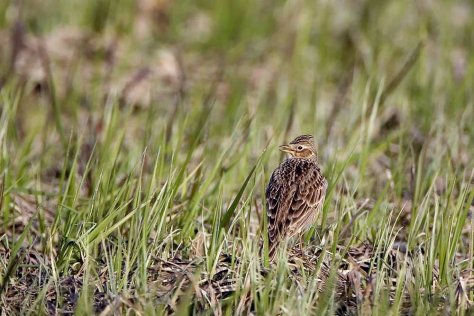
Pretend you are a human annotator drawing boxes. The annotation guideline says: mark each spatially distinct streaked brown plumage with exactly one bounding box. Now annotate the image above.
[265,135,327,260]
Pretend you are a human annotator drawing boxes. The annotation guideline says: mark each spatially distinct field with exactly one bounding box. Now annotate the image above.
[0,0,473,314]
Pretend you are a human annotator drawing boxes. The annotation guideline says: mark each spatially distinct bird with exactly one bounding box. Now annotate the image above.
[265,134,327,260]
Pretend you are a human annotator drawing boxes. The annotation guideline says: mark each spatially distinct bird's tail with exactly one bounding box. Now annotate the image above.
[268,243,279,261]
[260,238,280,262]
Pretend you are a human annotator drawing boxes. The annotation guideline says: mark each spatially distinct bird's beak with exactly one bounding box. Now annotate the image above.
[279,144,293,154]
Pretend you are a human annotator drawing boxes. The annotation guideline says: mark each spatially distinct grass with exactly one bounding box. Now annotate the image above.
[0,0,473,314]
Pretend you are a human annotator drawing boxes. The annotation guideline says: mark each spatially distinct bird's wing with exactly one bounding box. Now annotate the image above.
[266,167,297,256]
[266,164,327,259]
[287,168,327,235]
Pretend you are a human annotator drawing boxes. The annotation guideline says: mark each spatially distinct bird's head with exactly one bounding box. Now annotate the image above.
[279,134,317,159]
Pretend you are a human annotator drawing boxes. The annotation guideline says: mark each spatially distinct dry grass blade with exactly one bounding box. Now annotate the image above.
[379,41,424,106]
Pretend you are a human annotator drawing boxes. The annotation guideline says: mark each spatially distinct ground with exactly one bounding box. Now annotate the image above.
[0,0,473,315]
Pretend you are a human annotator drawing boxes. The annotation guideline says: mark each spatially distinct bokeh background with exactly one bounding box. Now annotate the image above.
[0,0,473,314]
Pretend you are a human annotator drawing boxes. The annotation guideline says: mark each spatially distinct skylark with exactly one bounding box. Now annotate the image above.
[265,135,327,260]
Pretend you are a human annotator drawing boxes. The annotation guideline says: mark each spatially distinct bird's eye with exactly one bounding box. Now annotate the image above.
[297,145,303,150]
